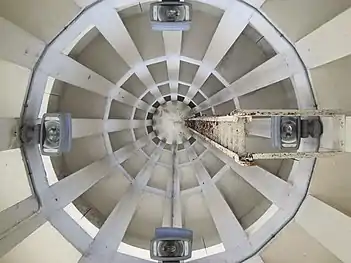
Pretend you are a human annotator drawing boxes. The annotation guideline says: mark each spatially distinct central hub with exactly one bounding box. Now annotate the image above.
[153,101,191,144]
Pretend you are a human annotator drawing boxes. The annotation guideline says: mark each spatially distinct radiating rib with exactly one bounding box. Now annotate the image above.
[0,17,44,69]
[162,178,173,227]
[39,51,113,97]
[114,133,155,163]
[212,164,230,183]
[48,155,116,210]
[90,5,164,102]
[163,31,182,101]
[105,119,151,133]
[72,119,104,139]
[296,7,351,69]
[196,54,292,112]
[250,13,315,109]
[78,142,165,263]
[0,196,38,236]
[46,134,155,211]
[184,141,251,252]
[0,211,46,258]
[186,2,255,99]
[193,136,293,209]
[49,209,93,253]
[38,51,149,109]
[163,144,182,227]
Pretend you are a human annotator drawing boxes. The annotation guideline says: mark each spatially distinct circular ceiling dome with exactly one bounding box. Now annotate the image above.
[152,101,192,144]
[22,0,317,262]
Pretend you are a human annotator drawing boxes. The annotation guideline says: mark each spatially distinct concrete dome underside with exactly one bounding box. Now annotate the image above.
[5,0,351,262]
[40,0,316,256]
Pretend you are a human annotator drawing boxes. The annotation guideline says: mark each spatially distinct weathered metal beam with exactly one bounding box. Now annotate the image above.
[78,142,164,263]
[163,31,182,101]
[185,141,252,253]
[90,4,164,103]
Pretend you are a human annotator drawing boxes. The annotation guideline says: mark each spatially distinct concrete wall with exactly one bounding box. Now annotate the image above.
[0,149,31,213]
[0,60,30,118]
[0,0,80,43]
[0,223,81,263]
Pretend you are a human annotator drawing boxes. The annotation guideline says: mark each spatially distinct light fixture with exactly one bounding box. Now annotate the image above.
[40,113,72,156]
[150,1,192,31]
[21,113,72,156]
[272,116,301,150]
[272,116,323,150]
[150,227,193,262]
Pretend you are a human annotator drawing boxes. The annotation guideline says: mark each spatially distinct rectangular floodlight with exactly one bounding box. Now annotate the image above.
[150,1,192,31]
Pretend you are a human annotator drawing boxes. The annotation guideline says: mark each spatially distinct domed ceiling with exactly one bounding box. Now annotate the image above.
[31,0,317,261]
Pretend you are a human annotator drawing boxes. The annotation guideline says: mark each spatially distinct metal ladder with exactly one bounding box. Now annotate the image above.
[186,109,349,166]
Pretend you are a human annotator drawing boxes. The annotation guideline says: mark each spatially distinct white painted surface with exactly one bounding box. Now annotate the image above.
[72,119,149,140]
[74,0,96,7]
[114,134,155,164]
[246,118,271,139]
[49,209,93,253]
[0,0,80,43]
[48,155,116,210]
[39,51,113,96]
[0,119,19,151]
[261,220,343,263]
[90,4,164,103]
[0,222,81,263]
[261,0,351,42]
[1,0,348,262]
[0,197,38,236]
[162,178,173,227]
[163,31,182,100]
[72,119,104,138]
[197,54,293,111]
[0,149,32,213]
[0,60,31,118]
[105,119,150,133]
[245,256,265,263]
[64,203,99,238]
[79,144,164,263]
[0,211,46,258]
[219,154,292,209]
[296,195,351,263]
[297,7,351,69]
[187,2,254,99]
[186,144,251,254]
[0,17,44,69]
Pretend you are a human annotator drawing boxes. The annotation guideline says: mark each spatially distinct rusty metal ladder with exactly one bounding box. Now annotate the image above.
[186,109,348,166]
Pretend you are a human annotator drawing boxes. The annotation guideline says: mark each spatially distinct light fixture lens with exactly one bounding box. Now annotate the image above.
[272,116,301,150]
[281,117,298,147]
[44,120,61,149]
[40,113,72,156]
[150,227,193,261]
[157,240,185,258]
[150,2,192,31]
[159,5,185,22]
